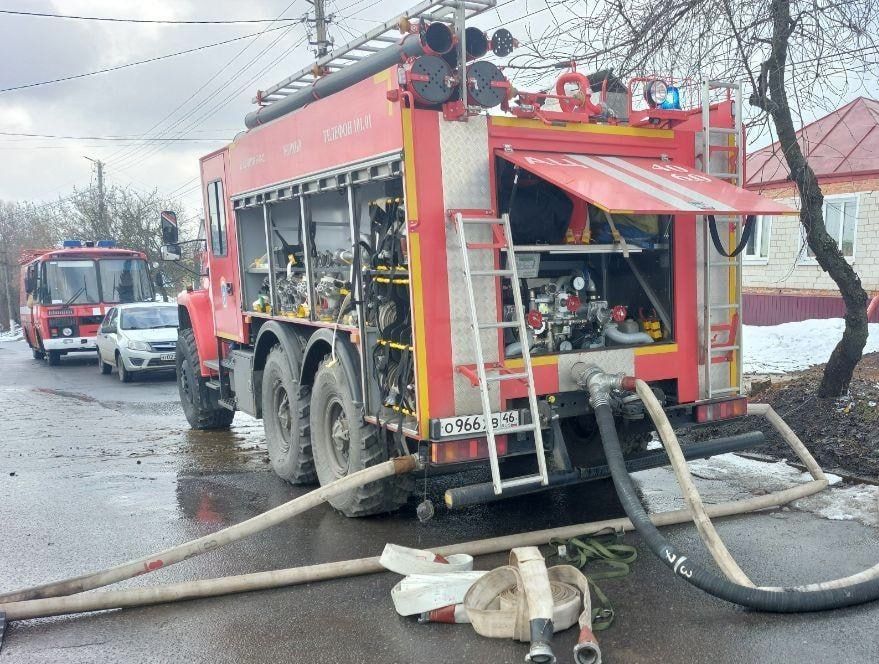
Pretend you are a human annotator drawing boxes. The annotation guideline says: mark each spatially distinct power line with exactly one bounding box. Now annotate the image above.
[0,24,293,93]
[110,28,306,171]
[105,1,304,168]
[0,9,299,25]
[0,131,227,141]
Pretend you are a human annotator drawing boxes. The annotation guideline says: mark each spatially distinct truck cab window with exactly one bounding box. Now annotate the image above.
[44,260,100,305]
[207,180,227,257]
[99,258,153,303]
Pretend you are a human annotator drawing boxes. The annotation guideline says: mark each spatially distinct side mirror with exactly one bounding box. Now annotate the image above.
[161,244,182,261]
[24,273,35,294]
[161,210,179,245]
[153,270,165,290]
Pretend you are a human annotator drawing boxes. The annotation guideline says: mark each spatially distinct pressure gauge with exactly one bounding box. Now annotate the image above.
[572,275,586,291]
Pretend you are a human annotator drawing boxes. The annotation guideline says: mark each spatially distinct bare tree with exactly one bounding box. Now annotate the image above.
[512,0,879,397]
[0,201,61,329]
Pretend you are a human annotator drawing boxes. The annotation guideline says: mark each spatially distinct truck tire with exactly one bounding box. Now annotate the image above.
[177,328,234,430]
[310,358,412,517]
[47,350,61,366]
[261,344,316,485]
[561,415,653,467]
[97,351,112,375]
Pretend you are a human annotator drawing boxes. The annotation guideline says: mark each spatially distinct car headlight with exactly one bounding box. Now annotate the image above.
[62,327,73,337]
[128,340,151,351]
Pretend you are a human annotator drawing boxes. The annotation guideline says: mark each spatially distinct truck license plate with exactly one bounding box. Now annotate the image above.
[160,353,175,361]
[436,410,520,438]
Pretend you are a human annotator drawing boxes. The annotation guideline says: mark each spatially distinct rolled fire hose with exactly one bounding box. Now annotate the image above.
[462,547,601,664]
[583,368,879,612]
[0,455,419,605]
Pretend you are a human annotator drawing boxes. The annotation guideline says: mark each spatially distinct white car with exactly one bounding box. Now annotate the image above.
[96,303,179,382]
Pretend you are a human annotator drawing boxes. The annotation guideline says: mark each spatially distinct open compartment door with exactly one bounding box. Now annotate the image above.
[496,150,798,216]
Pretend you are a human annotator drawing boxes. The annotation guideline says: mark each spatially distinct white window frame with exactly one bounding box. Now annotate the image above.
[798,193,859,265]
[743,215,771,264]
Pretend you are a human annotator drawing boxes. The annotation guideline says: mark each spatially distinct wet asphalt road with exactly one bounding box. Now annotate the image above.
[1,339,878,664]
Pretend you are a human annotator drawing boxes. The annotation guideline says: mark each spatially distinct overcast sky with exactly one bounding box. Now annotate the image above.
[1,1,876,224]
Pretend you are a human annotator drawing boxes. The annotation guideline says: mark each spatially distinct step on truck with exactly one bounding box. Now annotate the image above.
[161,0,797,517]
[19,241,155,366]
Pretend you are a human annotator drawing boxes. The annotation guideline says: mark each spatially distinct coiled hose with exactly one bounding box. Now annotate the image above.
[589,377,879,612]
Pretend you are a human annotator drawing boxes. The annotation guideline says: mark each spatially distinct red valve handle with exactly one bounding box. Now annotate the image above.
[555,71,600,115]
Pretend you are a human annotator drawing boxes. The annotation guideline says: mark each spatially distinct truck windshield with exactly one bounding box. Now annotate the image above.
[44,260,100,305]
[120,306,179,330]
[99,258,154,303]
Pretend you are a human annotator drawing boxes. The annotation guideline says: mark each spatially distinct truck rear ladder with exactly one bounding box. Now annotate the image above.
[700,80,745,398]
[452,212,549,495]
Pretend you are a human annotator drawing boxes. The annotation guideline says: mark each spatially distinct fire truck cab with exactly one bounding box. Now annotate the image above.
[19,243,154,366]
[164,0,796,516]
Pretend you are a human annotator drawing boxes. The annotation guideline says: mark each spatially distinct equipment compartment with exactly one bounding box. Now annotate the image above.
[495,157,674,357]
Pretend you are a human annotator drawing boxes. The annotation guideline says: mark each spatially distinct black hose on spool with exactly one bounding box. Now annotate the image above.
[592,401,879,612]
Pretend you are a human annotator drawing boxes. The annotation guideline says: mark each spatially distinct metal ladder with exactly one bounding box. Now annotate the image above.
[700,81,744,398]
[452,212,549,495]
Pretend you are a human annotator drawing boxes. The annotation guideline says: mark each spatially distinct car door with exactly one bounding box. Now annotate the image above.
[98,309,117,361]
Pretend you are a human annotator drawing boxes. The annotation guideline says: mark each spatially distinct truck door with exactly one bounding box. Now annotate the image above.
[201,153,245,342]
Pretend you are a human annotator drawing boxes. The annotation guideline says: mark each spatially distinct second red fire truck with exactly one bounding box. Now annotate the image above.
[162,0,796,516]
[19,242,154,366]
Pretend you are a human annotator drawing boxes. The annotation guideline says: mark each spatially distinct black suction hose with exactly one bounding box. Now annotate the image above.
[593,402,879,612]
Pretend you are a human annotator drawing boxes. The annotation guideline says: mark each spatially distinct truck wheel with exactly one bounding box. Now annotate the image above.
[32,348,45,360]
[561,415,653,467]
[310,358,412,517]
[261,344,316,485]
[98,351,112,375]
[47,350,61,366]
[117,354,133,383]
[177,328,234,430]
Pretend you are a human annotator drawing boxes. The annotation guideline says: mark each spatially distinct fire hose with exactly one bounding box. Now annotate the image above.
[577,365,879,612]
[3,379,878,643]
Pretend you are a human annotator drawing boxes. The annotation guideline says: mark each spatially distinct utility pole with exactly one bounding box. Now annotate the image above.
[309,0,331,58]
[83,156,105,233]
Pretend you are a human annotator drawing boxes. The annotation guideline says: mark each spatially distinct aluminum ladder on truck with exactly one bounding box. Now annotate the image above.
[700,80,745,398]
[452,212,549,495]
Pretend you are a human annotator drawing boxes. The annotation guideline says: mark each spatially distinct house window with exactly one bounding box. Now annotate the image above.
[806,195,858,259]
[206,180,227,257]
[744,215,771,260]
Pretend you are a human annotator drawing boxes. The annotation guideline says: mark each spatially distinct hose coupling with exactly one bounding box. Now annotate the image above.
[571,364,636,407]
[573,625,602,664]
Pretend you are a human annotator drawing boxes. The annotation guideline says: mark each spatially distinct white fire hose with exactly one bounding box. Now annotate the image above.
[1,391,868,650]
[381,544,600,664]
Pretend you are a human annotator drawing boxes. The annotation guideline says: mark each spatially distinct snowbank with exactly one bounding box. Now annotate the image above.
[639,452,878,529]
[743,318,879,374]
[0,322,23,343]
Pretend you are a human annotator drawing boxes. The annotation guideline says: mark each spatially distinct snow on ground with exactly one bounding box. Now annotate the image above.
[0,323,23,342]
[637,452,878,529]
[743,318,879,374]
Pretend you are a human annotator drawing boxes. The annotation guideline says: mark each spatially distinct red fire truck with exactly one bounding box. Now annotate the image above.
[162,0,796,516]
[19,242,154,366]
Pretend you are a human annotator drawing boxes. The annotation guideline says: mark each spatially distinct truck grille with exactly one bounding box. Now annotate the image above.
[48,307,74,317]
[48,317,76,329]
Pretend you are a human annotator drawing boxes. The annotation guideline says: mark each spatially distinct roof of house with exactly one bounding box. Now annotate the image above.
[746,97,879,187]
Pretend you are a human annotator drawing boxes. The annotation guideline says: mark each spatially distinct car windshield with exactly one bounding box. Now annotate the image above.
[44,260,100,305]
[99,258,154,303]
[120,307,179,330]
